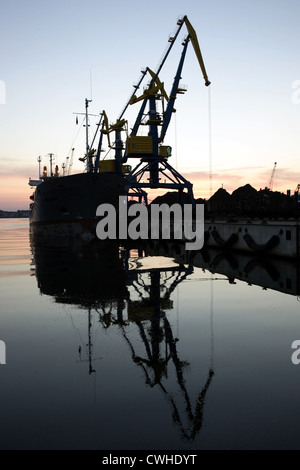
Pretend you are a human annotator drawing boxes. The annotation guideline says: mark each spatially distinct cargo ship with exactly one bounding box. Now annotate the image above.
[28,99,130,238]
[28,16,211,238]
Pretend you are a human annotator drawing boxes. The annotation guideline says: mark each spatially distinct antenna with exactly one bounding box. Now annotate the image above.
[74,100,98,172]
[48,153,54,178]
[90,69,93,101]
[37,156,42,179]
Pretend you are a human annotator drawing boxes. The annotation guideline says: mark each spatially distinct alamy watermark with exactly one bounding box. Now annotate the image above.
[0,341,6,365]
[96,196,205,251]
[291,80,300,105]
[0,80,6,105]
[291,340,300,365]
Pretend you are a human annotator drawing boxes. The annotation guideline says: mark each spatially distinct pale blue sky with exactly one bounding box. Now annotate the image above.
[0,0,299,208]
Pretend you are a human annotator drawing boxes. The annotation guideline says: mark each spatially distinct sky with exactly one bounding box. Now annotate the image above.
[0,0,299,210]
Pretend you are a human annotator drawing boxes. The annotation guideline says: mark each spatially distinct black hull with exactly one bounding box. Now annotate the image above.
[29,172,127,244]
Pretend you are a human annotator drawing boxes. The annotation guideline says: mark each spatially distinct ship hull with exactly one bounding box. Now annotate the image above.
[29,172,127,245]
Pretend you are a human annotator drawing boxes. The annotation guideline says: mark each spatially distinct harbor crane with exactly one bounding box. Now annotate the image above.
[121,16,211,204]
[268,162,277,191]
[90,16,210,205]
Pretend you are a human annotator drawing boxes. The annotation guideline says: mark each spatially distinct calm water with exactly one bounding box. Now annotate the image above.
[1,218,300,450]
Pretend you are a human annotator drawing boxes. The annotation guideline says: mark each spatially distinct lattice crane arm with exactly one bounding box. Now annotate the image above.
[183,16,211,87]
[269,162,277,191]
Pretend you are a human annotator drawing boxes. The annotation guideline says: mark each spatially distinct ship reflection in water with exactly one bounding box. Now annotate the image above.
[29,230,300,450]
[31,235,215,442]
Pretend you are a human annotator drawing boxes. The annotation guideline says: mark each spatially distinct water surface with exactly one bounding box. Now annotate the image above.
[0,219,300,450]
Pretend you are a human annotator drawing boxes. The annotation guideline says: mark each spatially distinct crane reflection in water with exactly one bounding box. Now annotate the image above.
[31,226,300,442]
[30,235,215,442]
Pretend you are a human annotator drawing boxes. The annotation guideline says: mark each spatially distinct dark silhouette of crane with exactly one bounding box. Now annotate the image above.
[269,162,277,191]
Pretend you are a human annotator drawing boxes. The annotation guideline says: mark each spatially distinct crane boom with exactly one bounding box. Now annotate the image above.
[127,16,210,144]
[160,38,189,142]
[184,16,211,87]
[269,162,277,191]
[118,16,210,121]
[67,148,75,175]
[118,19,185,121]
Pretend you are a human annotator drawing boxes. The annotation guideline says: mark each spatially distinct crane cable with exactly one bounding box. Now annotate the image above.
[170,87,213,193]
[64,117,85,173]
[208,86,213,198]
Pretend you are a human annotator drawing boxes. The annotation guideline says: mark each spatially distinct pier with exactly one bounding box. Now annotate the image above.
[203,219,299,259]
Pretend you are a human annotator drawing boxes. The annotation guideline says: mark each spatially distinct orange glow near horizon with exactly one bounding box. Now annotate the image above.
[0,167,298,211]
[0,176,32,211]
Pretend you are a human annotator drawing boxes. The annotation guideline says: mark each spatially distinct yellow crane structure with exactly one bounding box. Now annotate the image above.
[82,16,210,204]
[117,15,210,204]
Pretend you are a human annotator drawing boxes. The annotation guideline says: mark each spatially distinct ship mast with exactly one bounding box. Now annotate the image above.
[37,156,42,179]
[85,98,92,172]
[48,153,54,178]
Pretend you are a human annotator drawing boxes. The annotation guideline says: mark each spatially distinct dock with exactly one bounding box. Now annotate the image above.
[204,219,299,258]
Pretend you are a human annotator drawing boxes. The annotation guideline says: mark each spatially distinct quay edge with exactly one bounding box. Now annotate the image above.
[203,219,300,259]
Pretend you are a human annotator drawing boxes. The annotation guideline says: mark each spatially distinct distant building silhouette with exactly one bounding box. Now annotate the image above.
[152,185,300,219]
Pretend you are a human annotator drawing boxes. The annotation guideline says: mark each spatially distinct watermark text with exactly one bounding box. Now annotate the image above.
[0,340,6,365]
[0,80,6,105]
[96,197,204,251]
[292,340,300,365]
[291,80,300,105]
[102,453,198,466]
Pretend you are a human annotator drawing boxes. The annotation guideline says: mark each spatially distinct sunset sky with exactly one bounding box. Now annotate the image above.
[0,0,299,210]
